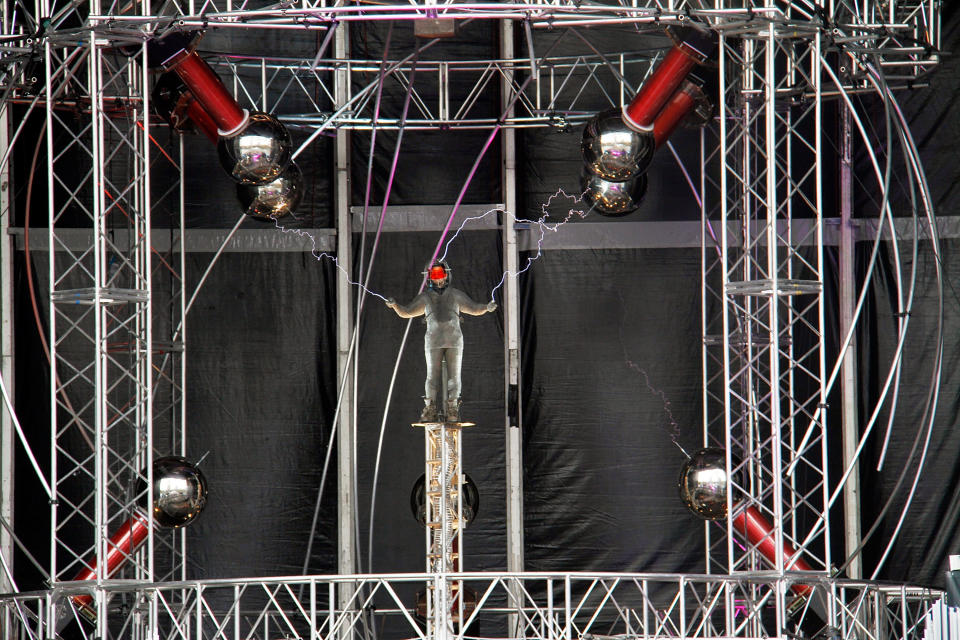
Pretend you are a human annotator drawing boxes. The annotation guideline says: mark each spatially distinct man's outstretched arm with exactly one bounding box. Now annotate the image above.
[386,293,428,318]
[455,289,497,316]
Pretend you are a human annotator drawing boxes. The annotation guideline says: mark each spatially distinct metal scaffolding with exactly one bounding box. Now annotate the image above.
[0,0,948,638]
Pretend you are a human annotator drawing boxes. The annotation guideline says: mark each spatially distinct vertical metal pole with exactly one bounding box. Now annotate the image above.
[717,33,736,576]
[334,20,357,638]
[44,30,58,584]
[500,17,524,639]
[763,24,784,577]
[0,104,14,594]
[839,104,862,580]
[139,41,156,586]
[179,136,189,583]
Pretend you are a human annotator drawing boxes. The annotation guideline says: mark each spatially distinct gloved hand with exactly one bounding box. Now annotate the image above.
[486,300,498,312]
[385,298,397,309]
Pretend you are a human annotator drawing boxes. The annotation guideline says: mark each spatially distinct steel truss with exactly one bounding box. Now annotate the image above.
[1,4,941,132]
[0,0,948,638]
[700,27,830,584]
[43,34,188,598]
[0,573,948,640]
[419,422,468,637]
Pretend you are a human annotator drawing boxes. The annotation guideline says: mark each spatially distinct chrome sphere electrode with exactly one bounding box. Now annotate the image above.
[217,112,292,185]
[237,161,304,220]
[678,447,732,521]
[150,456,208,528]
[582,170,647,217]
[581,109,655,181]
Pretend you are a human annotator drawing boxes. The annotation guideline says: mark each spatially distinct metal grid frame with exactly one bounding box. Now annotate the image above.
[420,422,467,637]
[42,31,188,597]
[701,26,830,580]
[0,573,948,640]
[0,1,947,638]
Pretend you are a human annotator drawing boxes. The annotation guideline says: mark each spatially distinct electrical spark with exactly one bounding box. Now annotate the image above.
[266,186,591,304]
[438,187,594,301]
[616,291,685,457]
[269,216,391,303]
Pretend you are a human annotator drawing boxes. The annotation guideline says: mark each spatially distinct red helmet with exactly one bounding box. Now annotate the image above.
[425,261,451,289]
[428,264,447,282]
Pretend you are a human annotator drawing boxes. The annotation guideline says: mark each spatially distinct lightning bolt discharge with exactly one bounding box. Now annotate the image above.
[439,187,593,302]
[268,187,593,304]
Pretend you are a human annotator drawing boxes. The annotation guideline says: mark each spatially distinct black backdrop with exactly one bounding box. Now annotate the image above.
[10,3,960,594]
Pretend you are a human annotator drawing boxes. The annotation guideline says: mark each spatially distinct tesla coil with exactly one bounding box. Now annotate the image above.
[0,1,949,639]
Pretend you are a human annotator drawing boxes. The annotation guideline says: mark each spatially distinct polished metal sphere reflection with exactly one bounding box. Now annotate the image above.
[410,473,479,528]
[678,447,731,521]
[217,112,292,185]
[582,171,647,217]
[581,109,655,181]
[151,456,208,528]
[236,161,303,220]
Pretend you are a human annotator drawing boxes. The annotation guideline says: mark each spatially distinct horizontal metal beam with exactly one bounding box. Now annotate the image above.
[11,215,957,253]
[10,227,336,253]
[348,204,503,232]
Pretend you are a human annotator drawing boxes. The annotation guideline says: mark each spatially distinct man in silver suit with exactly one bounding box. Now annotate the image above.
[386,261,497,422]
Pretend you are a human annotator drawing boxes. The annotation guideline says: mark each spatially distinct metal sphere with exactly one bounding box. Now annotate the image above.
[410,473,479,528]
[582,171,647,217]
[151,456,208,528]
[217,112,292,185]
[678,447,731,521]
[236,161,303,220]
[581,109,655,181]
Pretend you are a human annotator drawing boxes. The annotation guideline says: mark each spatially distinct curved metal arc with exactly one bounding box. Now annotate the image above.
[785,51,904,479]
[862,59,944,580]
[366,52,419,574]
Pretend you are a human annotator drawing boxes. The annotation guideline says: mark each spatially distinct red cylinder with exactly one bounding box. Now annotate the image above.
[168,51,247,135]
[652,82,698,148]
[185,97,219,143]
[623,45,701,132]
[71,511,151,614]
[732,505,813,596]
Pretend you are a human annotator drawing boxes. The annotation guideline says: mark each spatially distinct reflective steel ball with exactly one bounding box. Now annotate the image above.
[411,473,479,528]
[582,171,647,217]
[678,447,731,521]
[236,161,303,220]
[151,456,208,528]
[217,112,292,185]
[581,109,655,181]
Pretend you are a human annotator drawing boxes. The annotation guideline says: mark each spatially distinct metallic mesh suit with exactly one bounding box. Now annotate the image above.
[386,262,496,422]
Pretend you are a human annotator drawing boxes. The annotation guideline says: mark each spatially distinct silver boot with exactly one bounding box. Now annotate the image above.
[444,398,462,423]
[420,398,439,422]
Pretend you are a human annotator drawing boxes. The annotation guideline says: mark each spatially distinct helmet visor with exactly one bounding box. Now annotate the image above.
[428,265,447,282]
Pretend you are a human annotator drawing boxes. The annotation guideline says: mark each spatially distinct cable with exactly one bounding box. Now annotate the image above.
[183,214,247,317]
[365,51,420,574]
[353,21,394,578]
[290,23,473,162]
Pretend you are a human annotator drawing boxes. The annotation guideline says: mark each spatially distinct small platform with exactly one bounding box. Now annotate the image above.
[412,422,475,428]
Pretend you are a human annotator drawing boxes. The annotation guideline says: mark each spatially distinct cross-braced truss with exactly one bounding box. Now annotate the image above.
[0,573,947,640]
[0,0,948,638]
[702,29,829,579]
[45,38,187,595]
